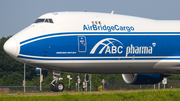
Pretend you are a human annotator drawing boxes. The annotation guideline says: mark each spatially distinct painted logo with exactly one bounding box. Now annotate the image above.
[90,38,124,54]
[90,38,156,57]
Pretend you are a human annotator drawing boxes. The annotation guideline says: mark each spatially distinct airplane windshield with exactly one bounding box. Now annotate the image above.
[35,19,45,23]
[34,19,54,23]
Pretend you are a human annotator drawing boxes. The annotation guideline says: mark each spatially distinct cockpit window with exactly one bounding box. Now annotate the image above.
[35,19,45,23]
[34,19,54,23]
[49,19,53,23]
[45,19,48,22]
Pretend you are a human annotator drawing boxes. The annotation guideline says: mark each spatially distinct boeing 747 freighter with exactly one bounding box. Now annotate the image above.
[3,11,180,91]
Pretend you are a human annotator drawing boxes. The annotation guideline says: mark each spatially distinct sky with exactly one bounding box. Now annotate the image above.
[1,0,180,38]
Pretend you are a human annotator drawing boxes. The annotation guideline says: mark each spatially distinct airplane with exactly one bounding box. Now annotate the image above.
[3,11,180,92]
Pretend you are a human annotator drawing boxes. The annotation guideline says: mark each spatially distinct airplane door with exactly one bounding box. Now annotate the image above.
[78,36,86,53]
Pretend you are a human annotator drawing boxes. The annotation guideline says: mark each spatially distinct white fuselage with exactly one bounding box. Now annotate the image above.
[4,12,180,74]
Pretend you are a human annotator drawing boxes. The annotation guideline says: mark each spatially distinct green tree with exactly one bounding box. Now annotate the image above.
[0,36,37,86]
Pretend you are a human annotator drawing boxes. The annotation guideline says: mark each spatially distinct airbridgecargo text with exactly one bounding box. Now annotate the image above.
[83,25,134,32]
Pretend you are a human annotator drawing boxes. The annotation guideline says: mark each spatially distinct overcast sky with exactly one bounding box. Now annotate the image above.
[1,0,180,38]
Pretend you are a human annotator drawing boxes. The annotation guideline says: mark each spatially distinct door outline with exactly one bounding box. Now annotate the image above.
[78,36,87,53]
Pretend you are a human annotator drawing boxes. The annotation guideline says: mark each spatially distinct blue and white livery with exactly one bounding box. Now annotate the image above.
[3,11,180,91]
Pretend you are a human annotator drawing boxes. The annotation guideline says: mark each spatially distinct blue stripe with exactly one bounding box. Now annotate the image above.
[17,55,180,60]
[20,32,180,45]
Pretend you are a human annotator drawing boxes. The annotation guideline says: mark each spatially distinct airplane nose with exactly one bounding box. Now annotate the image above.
[3,37,18,57]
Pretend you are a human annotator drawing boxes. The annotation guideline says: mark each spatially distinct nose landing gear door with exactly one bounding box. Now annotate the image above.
[78,36,86,53]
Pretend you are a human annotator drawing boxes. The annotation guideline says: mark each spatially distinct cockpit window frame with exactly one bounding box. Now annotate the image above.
[49,19,54,23]
[34,18,54,24]
[45,19,49,23]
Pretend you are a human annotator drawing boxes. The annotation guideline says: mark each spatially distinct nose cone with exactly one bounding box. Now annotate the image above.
[3,37,19,57]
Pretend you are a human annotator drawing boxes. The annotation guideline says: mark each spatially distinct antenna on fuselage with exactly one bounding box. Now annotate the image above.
[111,10,114,14]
